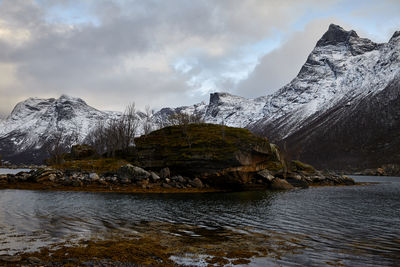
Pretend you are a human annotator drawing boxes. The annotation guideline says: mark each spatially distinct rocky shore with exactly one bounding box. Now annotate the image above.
[0,161,355,193]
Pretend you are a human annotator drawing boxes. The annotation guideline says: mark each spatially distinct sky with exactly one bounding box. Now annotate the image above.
[0,0,399,116]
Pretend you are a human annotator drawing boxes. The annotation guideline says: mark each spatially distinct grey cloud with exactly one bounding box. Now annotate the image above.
[0,0,398,117]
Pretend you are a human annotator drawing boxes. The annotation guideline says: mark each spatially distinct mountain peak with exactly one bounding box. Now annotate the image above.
[390,30,400,42]
[58,94,87,105]
[316,24,359,47]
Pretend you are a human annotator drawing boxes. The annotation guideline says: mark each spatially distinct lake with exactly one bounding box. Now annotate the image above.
[0,168,31,175]
[0,175,399,266]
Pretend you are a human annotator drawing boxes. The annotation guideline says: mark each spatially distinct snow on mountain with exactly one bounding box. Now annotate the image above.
[0,95,121,163]
[254,24,400,139]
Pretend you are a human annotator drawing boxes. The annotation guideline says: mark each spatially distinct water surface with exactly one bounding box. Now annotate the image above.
[0,168,31,175]
[0,175,399,266]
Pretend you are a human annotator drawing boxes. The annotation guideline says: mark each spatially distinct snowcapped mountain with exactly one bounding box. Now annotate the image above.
[0,95,121,163]
[156,24,400,169]
[249,24,400,169]
[1,24,399,169]
[252,24,399,139]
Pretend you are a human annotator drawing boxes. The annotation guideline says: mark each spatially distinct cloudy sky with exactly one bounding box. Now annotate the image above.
[0,0,399,116]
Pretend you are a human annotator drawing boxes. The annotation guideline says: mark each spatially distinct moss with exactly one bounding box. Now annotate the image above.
[291,160,316,173]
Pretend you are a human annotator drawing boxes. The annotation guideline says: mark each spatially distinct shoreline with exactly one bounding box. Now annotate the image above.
[0,182,226,194]
[0,181,369,194]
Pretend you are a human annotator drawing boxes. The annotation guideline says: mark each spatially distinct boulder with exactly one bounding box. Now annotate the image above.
[150,172,161,182]
[257,169,275,182]
[189,178,204,188]
[117,164,150,182]
[162,183,173,188]
[159,167,170,179]
[171,175,185,183]
[0,255,21,263]
[270,178,294,190]
[89,173,100,181]
[286,177,309,188]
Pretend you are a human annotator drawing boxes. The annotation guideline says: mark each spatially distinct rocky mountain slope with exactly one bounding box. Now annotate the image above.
[250,24,400,169]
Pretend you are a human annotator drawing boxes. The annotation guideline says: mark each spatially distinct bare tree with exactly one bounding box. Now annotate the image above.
[164,112,204,127]
[86,102,139,157]
[46,125,80,165]
[143,105,153,135]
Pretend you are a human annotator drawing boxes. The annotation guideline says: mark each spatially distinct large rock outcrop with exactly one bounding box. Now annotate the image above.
[134,124,285,188]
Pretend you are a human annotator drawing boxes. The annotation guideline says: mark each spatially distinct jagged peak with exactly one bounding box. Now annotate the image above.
[390,30,400,42]
[57,94,87,105]
[209,92,245,106]
[316,24,359,47]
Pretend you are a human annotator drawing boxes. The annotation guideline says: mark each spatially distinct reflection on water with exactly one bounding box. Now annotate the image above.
[0,168,31,175]
[0,176,399,266]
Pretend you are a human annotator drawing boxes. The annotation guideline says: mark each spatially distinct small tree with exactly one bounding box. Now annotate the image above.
[143,105,153,135]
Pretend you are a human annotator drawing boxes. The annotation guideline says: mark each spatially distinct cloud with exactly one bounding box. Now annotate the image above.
[0,0,399,117]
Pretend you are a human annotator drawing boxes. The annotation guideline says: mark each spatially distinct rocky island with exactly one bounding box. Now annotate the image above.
[0,124,354,193]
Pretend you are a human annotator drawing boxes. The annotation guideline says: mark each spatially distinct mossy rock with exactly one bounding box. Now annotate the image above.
[134,124,283,187]
[290,160,316,174]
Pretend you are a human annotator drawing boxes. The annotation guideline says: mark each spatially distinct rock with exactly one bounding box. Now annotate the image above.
[134,124,283,189]
[159,167,170,179]
[98,178,107,185]
[286,177,309,188]
[257,169,275,182]
[89,173,100,181]
[137,179,149,187]
[162,183,172,188]
[290,160,316,174]
[189,178,204,188]
[150,172,160,182]
[48,173,56,182]
[177,176,186,183]
[27,257,42,264]
[117,164,150,182]
[171,175,185,183]
[120,178,130,184]
[270,178,294,190]
[0,255,22,262]
[72,180,83,187]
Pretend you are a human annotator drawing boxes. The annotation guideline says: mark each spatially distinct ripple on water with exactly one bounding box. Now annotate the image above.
[0,176,399,266]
